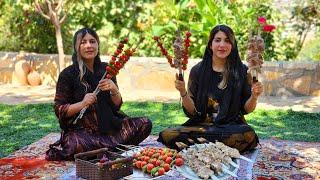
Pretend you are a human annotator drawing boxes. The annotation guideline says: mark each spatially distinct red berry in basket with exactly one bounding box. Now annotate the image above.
[99,154,108,163]
[158,167,165,176]
[175,158,184,166]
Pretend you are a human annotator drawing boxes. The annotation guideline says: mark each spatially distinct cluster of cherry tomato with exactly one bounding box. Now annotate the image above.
[153,31,192,71]
[132,147,184,177]
[105,38,135,79]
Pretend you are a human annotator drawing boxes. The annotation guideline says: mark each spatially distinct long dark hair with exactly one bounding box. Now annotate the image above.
[71,27,101,91]
[195,24,244,116]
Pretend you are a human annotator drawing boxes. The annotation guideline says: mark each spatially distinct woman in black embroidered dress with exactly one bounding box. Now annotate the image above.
[158,25,263,152]
[46,28,152,161]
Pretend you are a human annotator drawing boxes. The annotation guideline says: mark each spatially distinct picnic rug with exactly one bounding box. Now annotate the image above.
[2,133,318,179]
[252,138,320,179]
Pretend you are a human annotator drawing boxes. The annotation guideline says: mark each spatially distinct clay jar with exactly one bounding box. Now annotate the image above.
[27,70,42,86]
[14,60,32,85]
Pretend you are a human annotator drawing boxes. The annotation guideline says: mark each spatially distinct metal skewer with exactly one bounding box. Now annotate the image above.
[72,39,142,125]
[221,164,238,178]
[239,155,253,163]
[73,71,107,124]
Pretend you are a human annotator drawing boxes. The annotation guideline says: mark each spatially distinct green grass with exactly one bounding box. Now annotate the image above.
[0,102,319,158]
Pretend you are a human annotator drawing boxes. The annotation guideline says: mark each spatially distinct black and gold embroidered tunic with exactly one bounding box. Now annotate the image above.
[158,63,259,153]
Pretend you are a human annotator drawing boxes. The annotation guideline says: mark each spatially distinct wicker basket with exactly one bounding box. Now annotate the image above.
[74,148,133,180]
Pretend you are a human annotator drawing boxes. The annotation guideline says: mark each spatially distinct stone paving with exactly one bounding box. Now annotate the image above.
[0,83,319,113]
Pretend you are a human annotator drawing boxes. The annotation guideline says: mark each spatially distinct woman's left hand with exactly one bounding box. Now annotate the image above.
[252,82,263,99]
[98,79,118,93]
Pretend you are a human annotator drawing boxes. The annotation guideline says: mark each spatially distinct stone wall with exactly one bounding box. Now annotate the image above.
[261,61,320,96]
[1,52,319,97]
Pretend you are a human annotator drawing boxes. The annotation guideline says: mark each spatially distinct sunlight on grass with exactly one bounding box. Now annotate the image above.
[273,121,285,127]
[0,103,319,158]
[39,124,55,128]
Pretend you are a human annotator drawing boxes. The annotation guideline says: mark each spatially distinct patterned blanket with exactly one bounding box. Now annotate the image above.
[253,138,320,179]
[4,133,317,179]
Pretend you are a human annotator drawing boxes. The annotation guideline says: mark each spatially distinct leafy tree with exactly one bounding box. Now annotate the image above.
[289,0,320,59]
[65,0,154,56]
[35,0,68,73]
[0,1,72,55]
[1,0,318,62]
[149,0,280,60]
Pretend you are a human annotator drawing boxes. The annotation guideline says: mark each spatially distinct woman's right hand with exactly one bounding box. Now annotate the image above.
[175,73,187,95]
[81,93,97,107]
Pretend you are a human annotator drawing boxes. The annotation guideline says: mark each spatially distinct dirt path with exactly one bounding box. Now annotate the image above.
[0,83,319,113]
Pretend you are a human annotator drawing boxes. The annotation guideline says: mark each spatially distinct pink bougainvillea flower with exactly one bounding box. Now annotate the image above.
[258,16,267,24]
[262,24,276,32]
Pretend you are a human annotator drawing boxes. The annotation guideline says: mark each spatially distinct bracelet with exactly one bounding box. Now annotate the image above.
[181,91,188,98]
[110,90,120,97]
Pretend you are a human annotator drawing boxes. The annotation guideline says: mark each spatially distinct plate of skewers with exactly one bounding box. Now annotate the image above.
[174,138,253,180]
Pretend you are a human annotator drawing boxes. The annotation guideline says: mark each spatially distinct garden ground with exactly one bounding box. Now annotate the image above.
[0,83,319,112]
[0,83,319,179]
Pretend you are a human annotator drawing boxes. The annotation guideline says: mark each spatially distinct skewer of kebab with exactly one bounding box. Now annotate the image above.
[176,141,238,179]
[179,142,238,179]
[246,34,264,84]
[153,30,191,81]
[181,139,240,169]
[177,139,239,168]
[197,137,253,163]
[73,38,136,124]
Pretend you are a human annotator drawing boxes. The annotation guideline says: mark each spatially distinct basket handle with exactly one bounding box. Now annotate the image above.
[74,148,109,159]
[104,156,133,166]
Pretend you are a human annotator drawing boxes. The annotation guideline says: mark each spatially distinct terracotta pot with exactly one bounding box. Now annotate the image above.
[14,60,31,85]
[27,70,42,86]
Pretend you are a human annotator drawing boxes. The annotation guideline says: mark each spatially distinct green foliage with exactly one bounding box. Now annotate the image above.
[0,1,73,54]
[1,102,319,158]
[0,0,319,61]
[289,0,320,60]
[148,0,281,60]
[66,0,110,30]
[297,32,320,61]
[66,0,155,56]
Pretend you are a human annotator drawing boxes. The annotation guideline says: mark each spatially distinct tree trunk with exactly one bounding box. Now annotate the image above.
[55,25,65,73]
